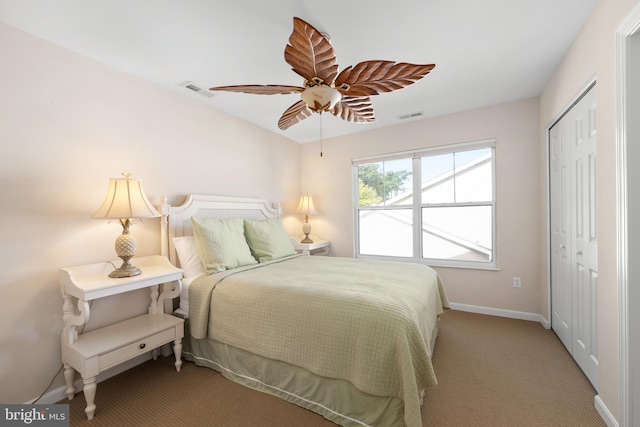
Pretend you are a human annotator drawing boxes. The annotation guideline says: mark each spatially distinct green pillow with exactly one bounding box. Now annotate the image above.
[244,217,297,262]
[191,217,257,274]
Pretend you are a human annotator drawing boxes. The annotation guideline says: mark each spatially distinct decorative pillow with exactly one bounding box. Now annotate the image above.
[191,217,257,274]
[172,236,205,279]
[244,217,297,262]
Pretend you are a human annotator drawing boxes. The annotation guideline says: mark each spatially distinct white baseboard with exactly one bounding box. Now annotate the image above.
[450,302,550,328]
[595,395,619,427]
[27,353,153,405]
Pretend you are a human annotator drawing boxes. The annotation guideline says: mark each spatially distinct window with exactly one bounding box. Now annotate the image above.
[353,140,496,269]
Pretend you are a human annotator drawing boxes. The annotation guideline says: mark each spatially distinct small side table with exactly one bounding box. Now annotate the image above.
[290,238,331,256]
[59,255,184,420]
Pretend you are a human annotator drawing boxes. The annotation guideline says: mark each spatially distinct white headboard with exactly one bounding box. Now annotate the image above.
[159,194,280,269]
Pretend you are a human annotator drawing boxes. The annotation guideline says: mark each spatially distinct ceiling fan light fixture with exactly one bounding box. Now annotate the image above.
[301,85,342,112]
[209,17,435,130]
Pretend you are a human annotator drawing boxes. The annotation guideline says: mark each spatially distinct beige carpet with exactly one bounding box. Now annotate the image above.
[61,310,606,427]
[422,311,605,427]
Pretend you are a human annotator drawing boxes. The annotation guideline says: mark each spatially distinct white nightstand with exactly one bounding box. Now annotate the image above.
[290,237,331,256]
[59,255,184,420]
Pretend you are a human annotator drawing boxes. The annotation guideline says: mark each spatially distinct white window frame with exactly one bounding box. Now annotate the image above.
[353,139,497,270]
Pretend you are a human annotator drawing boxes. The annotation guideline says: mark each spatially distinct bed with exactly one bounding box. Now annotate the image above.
[160,194,449,427]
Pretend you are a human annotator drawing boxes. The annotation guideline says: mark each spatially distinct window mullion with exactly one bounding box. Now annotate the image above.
[413,157,421,259]
[352,164,360,257]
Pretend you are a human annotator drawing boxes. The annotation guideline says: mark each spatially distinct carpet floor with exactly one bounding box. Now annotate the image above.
[61,310,606,426]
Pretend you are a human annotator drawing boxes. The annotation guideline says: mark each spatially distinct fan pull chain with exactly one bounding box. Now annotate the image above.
[320,113,323,157]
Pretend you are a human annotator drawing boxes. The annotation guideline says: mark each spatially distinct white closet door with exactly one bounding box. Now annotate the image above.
[570,87,598,389]
[550,115,572,351]
[549,85,598,390]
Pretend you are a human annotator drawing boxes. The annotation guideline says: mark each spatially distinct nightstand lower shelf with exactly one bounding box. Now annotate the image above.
[62,313,184,420]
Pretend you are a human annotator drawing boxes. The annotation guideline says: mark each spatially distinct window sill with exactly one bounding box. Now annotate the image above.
[356,254,500,271]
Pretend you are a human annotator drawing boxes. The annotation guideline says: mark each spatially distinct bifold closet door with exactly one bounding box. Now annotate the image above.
[550,112,572,352]
[549,85,598,390]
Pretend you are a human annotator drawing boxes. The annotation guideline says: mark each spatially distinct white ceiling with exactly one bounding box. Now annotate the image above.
[0,0,599,143]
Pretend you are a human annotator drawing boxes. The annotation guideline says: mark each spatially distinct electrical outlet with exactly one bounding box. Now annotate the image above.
[513,277,522,288]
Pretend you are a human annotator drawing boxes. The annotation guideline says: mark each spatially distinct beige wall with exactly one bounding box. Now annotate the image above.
[0,23,301,403]
[300,98,542,316]
[539,0,637,421]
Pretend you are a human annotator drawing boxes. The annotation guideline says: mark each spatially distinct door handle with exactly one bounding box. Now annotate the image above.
[576,251,583,255]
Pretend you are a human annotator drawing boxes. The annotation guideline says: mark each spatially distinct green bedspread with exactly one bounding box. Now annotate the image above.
[189,255,449,427]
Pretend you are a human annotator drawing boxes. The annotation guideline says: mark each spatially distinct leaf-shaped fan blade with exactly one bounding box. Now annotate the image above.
[278,100,313,130]
[335,61,435,97]
[330,97,376,124]
[284,17,338,85]
[209,84,304,95]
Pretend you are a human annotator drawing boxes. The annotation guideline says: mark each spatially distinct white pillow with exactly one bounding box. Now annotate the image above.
[172,236,205,278]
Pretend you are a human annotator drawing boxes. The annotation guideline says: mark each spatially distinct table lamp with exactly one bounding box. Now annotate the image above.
[92,173,160,278]
[297,193,318,243]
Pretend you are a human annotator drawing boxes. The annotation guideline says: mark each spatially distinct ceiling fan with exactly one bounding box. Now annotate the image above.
[209,17,435,131]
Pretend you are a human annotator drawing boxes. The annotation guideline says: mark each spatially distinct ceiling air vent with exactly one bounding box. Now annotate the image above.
[398,111,424,120]
[180,81,214,98]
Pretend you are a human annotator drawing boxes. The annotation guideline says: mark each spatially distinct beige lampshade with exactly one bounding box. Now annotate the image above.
[297,194,318,216]
[92,176,160,219]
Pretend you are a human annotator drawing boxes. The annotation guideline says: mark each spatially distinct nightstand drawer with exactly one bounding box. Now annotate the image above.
[100,328,176,371]
[67,313,184,377]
